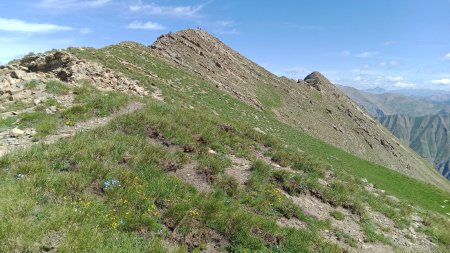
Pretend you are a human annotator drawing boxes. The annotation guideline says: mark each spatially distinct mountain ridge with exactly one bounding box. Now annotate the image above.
[150,29,449,191]
[1,28,450,252]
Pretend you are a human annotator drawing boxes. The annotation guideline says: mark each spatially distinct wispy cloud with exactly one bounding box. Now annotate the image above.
[299,25,323,31]
[0,18,73,33]
[341,50,379,58]
[355,51,379,58]
[431,78,450,85]
[444,53,450,60]
[283,22,323,31]
[382,40,397,46]
[394,81,415,88]
[126,21,165,30]
[353,76,363,82]
[346,72,415,90]
[80,28,93,34]
[0,35,74,63]
[379,60,400,67]
[209,20,239,35]
[129,1,204,17]
[351,65,370,73]
[215,28,238,35]
[38,0,111,10]
[284,66,310,77]
[386,76,403,81]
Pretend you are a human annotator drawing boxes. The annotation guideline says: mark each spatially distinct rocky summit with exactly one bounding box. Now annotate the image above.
[1,29,449,253]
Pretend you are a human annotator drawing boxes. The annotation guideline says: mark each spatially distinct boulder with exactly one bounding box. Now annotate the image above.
[9,128,24,137]
[11,70,27,79]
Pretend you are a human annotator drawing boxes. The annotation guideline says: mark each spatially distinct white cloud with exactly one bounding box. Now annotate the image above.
[0,35,74,63]
[340,50,379,58]
[353,76,363,82]
[355,51,379,58]
[341,51,351,56]
[431,78,450,85]
[215,20,234,27]
[0,18,73,33]
[386,76,403,81]
[129,1,203,17]
[199,20,239,35]
[80,28,93,34]
[379,60,399,67]
[351,65,370,73]
[394,81,415,88]
[38,0,111,10]
[444,53,450,60]
[215,28,238,35]
[284,66,310,77]
[382,40,397,46]
[126,21,165,30]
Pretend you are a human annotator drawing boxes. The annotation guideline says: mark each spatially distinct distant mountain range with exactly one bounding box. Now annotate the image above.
[340,86,450,117]
[341,85,450,179]
[364,87,450,102]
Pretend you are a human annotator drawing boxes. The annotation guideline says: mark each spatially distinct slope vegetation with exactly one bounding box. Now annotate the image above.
[151,29,448,190]
[0,30,449,252]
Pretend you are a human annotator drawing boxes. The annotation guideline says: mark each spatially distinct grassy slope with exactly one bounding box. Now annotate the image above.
[0,43,449,252]
[69,43,450,215]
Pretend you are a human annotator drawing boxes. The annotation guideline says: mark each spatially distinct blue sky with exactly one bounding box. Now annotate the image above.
[1,0,449,90]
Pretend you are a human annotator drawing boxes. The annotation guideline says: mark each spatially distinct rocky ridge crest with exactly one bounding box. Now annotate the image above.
[149,29,450,191]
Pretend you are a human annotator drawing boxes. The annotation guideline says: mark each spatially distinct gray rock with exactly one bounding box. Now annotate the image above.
[25,128,36,136]
[11,70,27,79]
[34,99,42,105]
[46,106,57,114]
[9,128,24,137]
[7,138,20,145]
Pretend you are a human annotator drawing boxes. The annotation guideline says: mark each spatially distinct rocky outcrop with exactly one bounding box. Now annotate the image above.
[17,51,147,96]
[0,50,148,157]
[304,71,331,92]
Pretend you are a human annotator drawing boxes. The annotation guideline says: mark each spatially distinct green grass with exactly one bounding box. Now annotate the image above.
[14,82,129,137]
[334,229,357,247]
[0,116,16,131]
[256,83,282,111]
[330,211,345,221]
[1,100,30,113]
[24,80,39,90]
[361,220,390,244]
[68,43,450,215]
[0,101,344,252]
[2,42,446,252]
[19,111,58,136]
[45,80,70,95]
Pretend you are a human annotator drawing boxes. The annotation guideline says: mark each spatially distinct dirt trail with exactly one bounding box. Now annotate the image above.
[1,102,144,157]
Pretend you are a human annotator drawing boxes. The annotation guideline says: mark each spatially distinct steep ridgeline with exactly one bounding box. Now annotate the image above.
[151,29,448,189]
[379,114,450,180]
